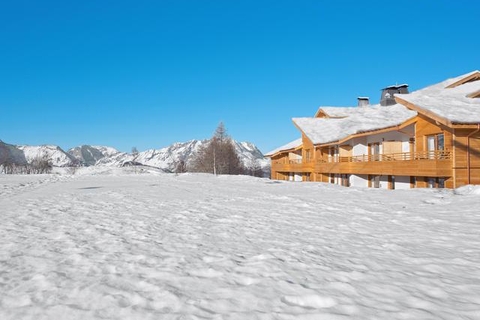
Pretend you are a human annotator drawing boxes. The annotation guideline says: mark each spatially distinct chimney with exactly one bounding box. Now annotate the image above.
[357,97,369,107]
[380,84,409,106]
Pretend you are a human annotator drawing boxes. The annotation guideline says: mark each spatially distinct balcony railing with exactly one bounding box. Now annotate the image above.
[274,150,452,166]
[273,158,315,165]
[334,150,452,163]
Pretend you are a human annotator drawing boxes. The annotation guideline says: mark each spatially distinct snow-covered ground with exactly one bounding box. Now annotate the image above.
[1,168,480,319]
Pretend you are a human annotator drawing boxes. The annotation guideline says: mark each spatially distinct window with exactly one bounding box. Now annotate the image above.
[328,146,338,163]
[438,178,445,188]
[389,175,395,190]
[410,176,416,188]
[370,175,380,188]
[369,143,380,161]
[426,133,444,159]
[341,174,350,187]
[305,149,311,162]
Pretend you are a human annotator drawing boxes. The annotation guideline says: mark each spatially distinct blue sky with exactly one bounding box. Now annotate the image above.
[1,0,478,153]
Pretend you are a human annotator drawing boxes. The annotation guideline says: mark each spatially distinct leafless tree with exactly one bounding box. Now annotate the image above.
[191,122,245,175]
[245,158,264,177]
[174,159,187,174]
[29,154,53,174]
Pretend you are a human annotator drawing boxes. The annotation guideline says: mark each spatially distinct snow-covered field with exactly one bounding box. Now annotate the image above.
[1,168,480,319]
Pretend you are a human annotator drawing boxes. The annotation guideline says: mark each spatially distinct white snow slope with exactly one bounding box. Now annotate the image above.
[1,169,480,319]
[17,145,77,167]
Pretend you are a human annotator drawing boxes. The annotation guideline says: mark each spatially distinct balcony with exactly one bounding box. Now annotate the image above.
[272,150,452,177]
[272,158,314,172]
[339,150,452,162]
[316,150,452,176]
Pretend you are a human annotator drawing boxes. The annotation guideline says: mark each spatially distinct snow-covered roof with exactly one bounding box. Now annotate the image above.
[265,138,302,156]
[315,106,358,118]
[396,70,480,124]
[294,104,417,145]
[383,84,408,90]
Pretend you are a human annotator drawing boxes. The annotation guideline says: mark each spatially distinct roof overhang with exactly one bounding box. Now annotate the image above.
[446,71,480,89]
[467,89,480,98]
[395,96,453,127]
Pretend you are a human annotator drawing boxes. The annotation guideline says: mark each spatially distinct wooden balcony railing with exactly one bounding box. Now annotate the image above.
[331,150,452,163]
[273,158,315,165]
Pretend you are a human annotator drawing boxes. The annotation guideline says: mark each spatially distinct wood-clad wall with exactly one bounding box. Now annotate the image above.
[414,114,455,188]
[414,114,453,153]
[453,129,480,187]
[302,134,314,161]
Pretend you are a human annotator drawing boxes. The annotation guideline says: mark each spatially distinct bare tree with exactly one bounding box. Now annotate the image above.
[246,158,264,177]
[191,122,245,175]
[30,154,52,174]
[174,159,187,174]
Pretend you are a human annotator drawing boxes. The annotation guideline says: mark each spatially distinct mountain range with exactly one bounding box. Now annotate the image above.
[0,139,270,173]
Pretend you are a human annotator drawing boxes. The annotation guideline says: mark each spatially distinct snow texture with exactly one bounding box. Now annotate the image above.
[315,106,359,118]
[1,168,480,319]
[293,104,417,145]
[396,70,480,124]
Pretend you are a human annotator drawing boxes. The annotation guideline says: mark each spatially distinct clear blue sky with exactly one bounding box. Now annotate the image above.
[1,0,478,153]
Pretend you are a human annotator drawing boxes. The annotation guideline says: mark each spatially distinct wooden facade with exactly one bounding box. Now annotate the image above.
[267,72,480,189]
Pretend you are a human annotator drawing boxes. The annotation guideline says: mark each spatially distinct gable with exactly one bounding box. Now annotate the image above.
[446,71,480,89]
[314,108,329,118]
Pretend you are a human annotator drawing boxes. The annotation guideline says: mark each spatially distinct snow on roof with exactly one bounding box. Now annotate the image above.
[396,70,480,124]
[316,106,358,118]
[294,104,417,144]
[383,84,408,90]
[265,138,302,156]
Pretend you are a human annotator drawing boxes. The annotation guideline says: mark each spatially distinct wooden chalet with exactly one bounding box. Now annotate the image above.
[266,71,480,189]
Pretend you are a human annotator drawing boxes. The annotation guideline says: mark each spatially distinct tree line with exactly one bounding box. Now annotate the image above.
[0,154,53,174]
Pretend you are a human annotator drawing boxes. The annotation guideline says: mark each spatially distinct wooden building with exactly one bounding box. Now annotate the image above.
[266,71,480,189]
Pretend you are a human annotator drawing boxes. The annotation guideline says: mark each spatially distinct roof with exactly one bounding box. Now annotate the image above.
[293,104,417,145]
[314,106,358,118]
[265,138,302,157]
[396,70,480,124]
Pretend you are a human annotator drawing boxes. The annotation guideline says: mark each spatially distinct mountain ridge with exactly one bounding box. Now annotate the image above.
[1,139,269,174]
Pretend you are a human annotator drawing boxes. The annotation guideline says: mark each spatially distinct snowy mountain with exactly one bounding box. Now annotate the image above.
[69,140,269,173]
[0,142,76,167]
[0,141,28,165]
[16,145,78,167]
[68,145,122,166]
[1,139,269,173]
